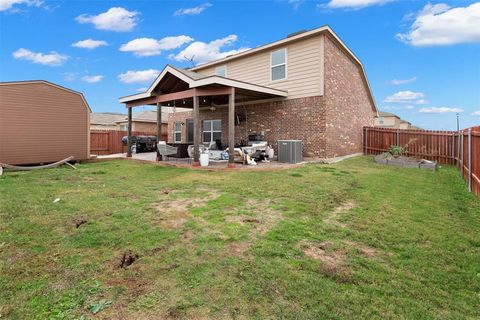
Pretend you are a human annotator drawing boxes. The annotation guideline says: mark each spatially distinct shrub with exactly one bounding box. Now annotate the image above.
[389,145,405,157]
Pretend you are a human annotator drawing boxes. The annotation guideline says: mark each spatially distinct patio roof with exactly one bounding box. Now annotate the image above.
[118,65,288,107]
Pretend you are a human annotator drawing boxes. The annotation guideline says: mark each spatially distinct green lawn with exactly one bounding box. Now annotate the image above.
[0,157,479,319]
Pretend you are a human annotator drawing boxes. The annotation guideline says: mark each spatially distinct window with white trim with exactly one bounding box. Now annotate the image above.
[203,120,221,143]
[174,122,182,142]
[215,65,227,77]
[379,117,384,124]
[271,48,286,81]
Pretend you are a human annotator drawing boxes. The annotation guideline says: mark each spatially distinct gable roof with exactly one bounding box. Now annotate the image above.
[90,112,126,125]
[189,25,377,113]
[119,65,288,103]
[0,80,92,112]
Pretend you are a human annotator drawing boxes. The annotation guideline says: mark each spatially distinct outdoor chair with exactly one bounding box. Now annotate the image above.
[157,141,178,161]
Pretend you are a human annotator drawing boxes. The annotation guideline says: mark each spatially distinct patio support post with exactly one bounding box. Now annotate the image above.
[228,88,235,168]
[156,102,162,161]
[127,106,132,158]
[192,95,200,166]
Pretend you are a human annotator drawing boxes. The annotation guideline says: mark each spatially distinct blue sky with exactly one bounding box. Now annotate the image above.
[1,0,479,130]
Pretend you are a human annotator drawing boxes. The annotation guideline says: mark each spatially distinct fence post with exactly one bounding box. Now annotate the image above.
[451,133,455,165]
[396,129,400,146]
[365,127,369,155]
[468,128,472,192]
[460,131,464,177]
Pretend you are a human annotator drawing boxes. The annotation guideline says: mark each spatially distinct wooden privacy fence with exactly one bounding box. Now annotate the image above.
[90,130,167,155]
[363,126,480,197]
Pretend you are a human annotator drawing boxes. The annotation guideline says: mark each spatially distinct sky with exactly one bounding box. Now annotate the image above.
[0,0,479,130]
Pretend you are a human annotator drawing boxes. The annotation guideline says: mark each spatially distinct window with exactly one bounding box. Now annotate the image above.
[271,48,286,81]
[379,117,384,124]
[120,124,129,131]
[174,122,182,142]
[215,65,227,77]
[203,120,221,143]
[186,119,194,143]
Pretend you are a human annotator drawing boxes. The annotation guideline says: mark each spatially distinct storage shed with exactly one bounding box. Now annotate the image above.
[0,80,91,165]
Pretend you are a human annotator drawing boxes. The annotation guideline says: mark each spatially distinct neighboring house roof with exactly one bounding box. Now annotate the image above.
[400,120,411,125]
[410,125,423,130]
[90,112,126,125]
[0,80,92,112]
[119,65,288,103]
[377,111,399,118]
[115,110,169,124]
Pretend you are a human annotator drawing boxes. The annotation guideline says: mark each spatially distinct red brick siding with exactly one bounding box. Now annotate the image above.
[168,96,327,157]
[323,35,376,157]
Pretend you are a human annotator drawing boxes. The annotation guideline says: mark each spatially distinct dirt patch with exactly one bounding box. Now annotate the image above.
[344,240,377,258]
[226,241,251,257]
[155,189,220,213]
[298,241,347,274]
[222,199,282,258]
[323,201,355,228]
[118,250,139,269]
[226,199,281,236]
[153,189,220,230]
[73,218,87,228]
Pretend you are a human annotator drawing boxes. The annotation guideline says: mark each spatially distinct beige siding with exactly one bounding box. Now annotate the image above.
[374,116,399,127]
[0,82,90,165]
[195,35,324,99]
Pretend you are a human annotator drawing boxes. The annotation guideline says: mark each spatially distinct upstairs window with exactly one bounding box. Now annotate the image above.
[215,65,227,77]
[271,48,286,81]
[379,117,385,124]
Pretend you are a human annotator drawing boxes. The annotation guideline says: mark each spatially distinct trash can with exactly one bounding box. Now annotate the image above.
[200,153,209,167]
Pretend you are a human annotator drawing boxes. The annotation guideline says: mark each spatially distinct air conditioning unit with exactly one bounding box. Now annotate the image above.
[278,140,303,163]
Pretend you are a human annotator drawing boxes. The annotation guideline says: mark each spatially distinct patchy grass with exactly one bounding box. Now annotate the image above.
[0,157,479,319]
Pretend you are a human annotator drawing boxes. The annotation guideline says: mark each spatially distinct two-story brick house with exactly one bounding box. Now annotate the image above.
[119,25,378,165]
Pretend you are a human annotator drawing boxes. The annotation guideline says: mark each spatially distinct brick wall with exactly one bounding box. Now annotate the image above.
[323,35,376,157]
[166,35,376,159]
[168,96,327,157]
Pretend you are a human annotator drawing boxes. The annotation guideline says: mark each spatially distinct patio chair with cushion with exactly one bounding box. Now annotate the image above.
[157,141,178,161]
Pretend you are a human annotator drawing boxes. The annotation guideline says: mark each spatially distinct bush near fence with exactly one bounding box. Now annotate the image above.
[363,126,480,197]
[90,130,167,155]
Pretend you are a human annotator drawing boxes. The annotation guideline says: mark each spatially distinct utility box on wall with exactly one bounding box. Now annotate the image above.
[278,140,303,163]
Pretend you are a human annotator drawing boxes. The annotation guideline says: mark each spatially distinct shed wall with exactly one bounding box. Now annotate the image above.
[0,82,90,165]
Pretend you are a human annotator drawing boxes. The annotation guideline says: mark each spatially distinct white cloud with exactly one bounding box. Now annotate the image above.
[169,35,249,65]
[389,76,417,85]
[472,110,480,116]
[174,2,211,16]
[81,75,103,83]
[419,107,463,113]
[75,7,139,32]
[323,0,392,10]
[62,72,77,82]
[384,91,424,103]
[12,48,67,66]
[383,105,415,110]
[415,99,429,105]
[72,39,108,49]
[0,0,41,12]
[118,69,160,84]
[120,35,193,57]
[288,0,305,10]
[397,3,480,46]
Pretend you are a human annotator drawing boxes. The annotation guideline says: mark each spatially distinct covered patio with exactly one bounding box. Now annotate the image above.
[119,65,287,168]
